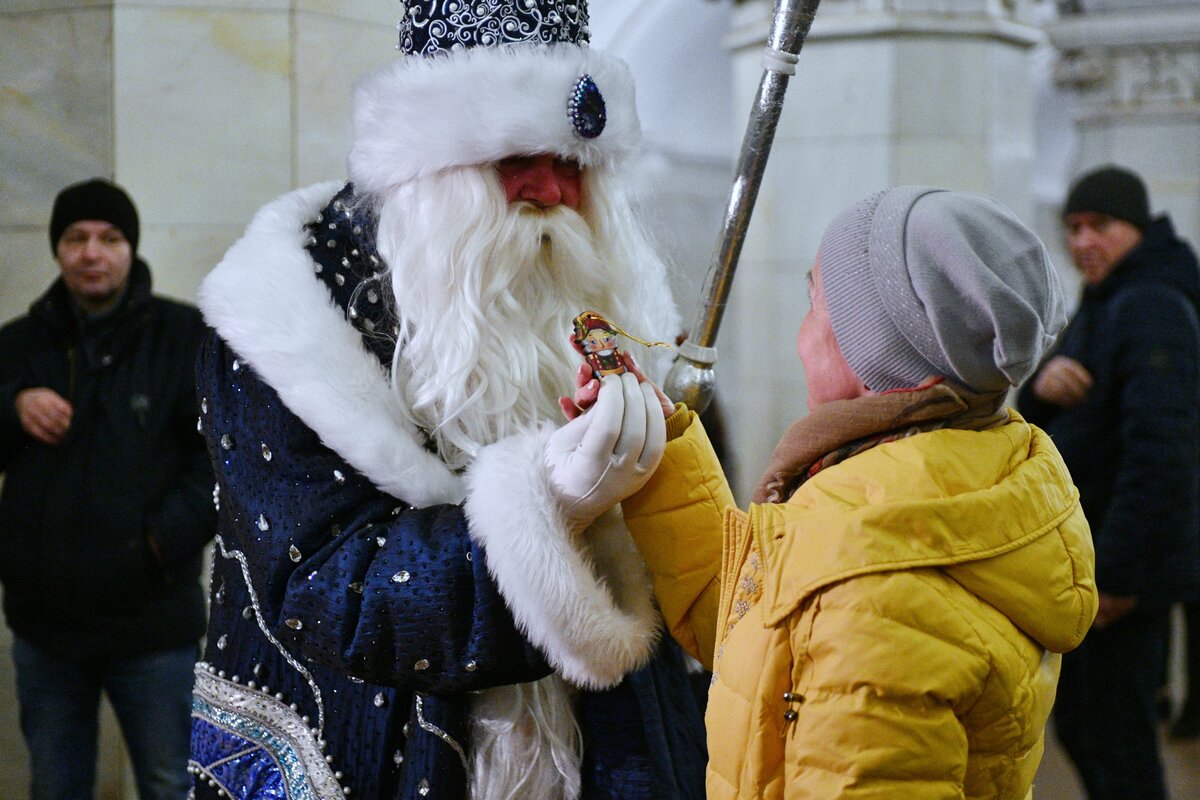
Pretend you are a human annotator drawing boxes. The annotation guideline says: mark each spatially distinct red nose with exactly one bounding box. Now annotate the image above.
[496,154,583,210]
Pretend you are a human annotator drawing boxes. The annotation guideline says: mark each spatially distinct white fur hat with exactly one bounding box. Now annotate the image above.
[346,1,641,196]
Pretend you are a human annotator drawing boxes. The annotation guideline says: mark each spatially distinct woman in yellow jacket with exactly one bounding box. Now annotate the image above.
[565,188,1098,799]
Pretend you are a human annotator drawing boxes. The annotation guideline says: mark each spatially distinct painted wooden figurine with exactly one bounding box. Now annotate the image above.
[571,311,627,380]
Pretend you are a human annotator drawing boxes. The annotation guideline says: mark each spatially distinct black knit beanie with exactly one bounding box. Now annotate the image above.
[49,178,140,255]
[1063,165,1151,231]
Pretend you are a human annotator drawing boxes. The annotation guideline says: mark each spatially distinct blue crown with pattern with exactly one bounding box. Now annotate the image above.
[399,0,590,56]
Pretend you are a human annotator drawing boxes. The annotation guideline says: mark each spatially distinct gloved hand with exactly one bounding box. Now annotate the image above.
[544,372,667,532]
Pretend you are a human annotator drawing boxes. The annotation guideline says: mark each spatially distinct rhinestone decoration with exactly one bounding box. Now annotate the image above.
[220,434,235,450]
[415,693,468,769]
[567,74,606,139]
[217,634,228,650]
[333,470,346,484]
[374,692,387,708]
[349,581,364,594]
[414,659,430,671]
[465,660,478,672]
[289,545,302,563]
[394,751,404,766]
[243,606,254,619]
[418,779,430,797]
[286,618,303,630]
[231,359,241,372]
[201,397,208,413]
[376,536,387,547]
[261,443,273,461]
[257,514,270,532]
[392,571,411,584]
[398,0,588,57]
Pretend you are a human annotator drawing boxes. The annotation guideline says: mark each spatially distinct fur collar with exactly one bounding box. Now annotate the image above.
[198,182,464,508]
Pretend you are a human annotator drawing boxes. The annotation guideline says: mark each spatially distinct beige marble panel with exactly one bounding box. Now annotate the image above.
[140,223,247,304]
[0,233,61,325]
[0,7,113,227]
[112,6,292,226]
[296,0,399,26]
[768,38,898,142]
[745,136,893,261]
[892,136,991,190]
[6,1,111,11]
[113,0,287,8]
[294,10,400,187]
[895,38,991,139]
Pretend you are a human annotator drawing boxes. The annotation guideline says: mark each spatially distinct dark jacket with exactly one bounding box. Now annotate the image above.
[1018,216,1200,604]
[0,259,216,659]
[188,183,706,800]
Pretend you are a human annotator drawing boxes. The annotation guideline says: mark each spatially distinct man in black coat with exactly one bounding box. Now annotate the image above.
[0,178,216,800]
[1019,165,1200,800]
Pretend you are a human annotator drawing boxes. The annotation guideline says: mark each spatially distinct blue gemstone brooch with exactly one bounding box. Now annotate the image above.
[568,74,606,139]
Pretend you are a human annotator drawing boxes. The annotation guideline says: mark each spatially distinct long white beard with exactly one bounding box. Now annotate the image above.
[374,164,628,469]
[371,164,673,800]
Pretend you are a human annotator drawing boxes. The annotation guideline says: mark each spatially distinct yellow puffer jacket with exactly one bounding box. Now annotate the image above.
[622,409,1097,799]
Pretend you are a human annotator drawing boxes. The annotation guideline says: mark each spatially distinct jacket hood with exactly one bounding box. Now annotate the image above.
[1092,215,1200,307]
[755,414,1096,653]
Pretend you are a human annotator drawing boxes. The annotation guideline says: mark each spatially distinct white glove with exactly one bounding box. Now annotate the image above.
[544,373,667,532]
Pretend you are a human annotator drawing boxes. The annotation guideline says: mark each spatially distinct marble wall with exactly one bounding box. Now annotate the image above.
[1,0,404,323]
[0,3,405,797]
[2,0,1198,796]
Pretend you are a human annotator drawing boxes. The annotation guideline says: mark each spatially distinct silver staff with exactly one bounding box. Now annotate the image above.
[664,0,823,414]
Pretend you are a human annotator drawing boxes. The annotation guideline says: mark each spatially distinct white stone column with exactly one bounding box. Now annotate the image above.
[716,0,1045,500]
[1048,3,1200,251]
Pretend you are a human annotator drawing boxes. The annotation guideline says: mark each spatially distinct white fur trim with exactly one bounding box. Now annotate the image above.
[348,45,641,194]
[464,425,660,689]
[198,183,464,508]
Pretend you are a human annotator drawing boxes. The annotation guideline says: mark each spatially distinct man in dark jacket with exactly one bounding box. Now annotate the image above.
[1018,165,1200,800]
[0,178,216,800]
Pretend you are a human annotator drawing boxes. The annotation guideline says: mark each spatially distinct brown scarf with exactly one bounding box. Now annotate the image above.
[752,378,1009,504]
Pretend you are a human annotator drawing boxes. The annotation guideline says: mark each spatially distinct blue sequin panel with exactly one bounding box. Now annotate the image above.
[190,717,288,800]
[191,668,345,799]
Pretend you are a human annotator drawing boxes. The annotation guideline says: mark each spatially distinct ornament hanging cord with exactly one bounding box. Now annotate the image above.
[607,320,676,352]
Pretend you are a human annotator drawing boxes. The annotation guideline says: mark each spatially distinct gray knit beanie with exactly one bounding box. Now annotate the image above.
[817,186,1066,393]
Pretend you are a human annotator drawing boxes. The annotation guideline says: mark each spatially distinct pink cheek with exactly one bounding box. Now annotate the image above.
[560,177,582,210]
